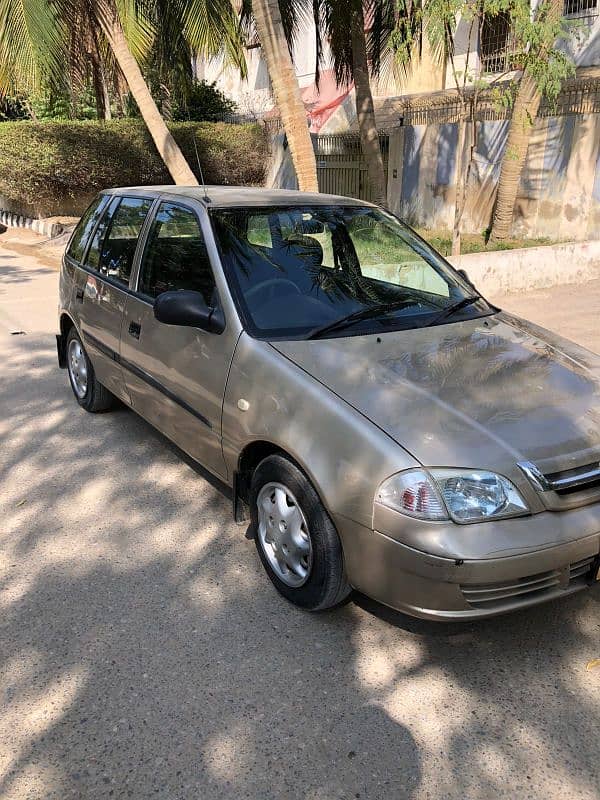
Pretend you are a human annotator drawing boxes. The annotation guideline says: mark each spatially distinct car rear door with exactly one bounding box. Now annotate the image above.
[72,194,154,399]
[120,198,241,480]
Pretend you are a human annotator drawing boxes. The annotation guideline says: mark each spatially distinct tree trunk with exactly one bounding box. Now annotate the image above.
[252,0,318,192]
[160,83,173,122]
[95,0,197,185]
[90,29,112,120]
[489,0,562,242]
[451,117,467,256]
[90,52,112,120]
[350,2,386,207]
[488,74,541,242]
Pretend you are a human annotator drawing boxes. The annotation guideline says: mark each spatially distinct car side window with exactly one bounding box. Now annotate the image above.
[66,195,108,263]
[138,202,217,304]
[247,214,272,248]
[86,196,152,286]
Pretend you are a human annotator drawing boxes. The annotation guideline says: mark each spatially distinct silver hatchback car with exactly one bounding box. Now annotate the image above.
[57,186,600,620]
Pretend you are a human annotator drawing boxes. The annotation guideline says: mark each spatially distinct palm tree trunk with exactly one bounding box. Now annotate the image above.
[489,74,541,242]
[94,0,197,185]
[90,52,112,120]
[489,0,561,242]
[350,2,386,207]
[252,0,318,192]
[90,28,112,120]
[452,116,467,256]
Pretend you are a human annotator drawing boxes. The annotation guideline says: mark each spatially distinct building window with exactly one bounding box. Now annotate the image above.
[564,0,598,17]
[480,12,515,74]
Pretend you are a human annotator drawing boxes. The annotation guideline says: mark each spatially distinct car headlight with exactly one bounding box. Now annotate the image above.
[376,468,529,523]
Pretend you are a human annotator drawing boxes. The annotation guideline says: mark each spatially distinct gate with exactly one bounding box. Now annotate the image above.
[314,133,389,202]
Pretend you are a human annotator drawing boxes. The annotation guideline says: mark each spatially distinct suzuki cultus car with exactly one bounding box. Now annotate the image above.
[57,187,600,619]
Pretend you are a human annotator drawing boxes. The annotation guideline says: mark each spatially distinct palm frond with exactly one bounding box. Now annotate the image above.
[181,0,248,76]
[0,0,68,95]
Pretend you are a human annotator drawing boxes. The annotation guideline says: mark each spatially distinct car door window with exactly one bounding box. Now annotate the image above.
[86,196,153,286]
[66,195,108,263]
[138,202,217,304]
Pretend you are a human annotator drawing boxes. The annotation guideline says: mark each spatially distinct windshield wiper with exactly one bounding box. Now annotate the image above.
[424,295,483,328]
[306,299,411,340]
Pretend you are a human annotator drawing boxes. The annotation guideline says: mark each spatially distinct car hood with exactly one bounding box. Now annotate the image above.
[271,313,600,476]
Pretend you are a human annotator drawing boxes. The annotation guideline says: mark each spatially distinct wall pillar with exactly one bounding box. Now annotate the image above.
[386,128,405,216]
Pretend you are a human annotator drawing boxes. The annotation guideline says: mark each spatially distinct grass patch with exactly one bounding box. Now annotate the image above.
[417,229,557,256]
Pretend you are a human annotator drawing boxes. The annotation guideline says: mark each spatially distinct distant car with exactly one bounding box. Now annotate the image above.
[57,186,600,619]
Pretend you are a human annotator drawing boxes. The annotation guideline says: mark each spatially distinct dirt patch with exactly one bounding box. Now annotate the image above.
[0,227,63,270]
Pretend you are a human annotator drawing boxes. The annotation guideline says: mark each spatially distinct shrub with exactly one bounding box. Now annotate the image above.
[172,81,237,122]
[0,119,268,216]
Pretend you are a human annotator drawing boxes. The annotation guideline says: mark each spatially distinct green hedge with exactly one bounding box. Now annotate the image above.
[0,119,268,216]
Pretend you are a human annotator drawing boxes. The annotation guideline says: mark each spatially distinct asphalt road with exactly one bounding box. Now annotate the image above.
[1,232,599,800]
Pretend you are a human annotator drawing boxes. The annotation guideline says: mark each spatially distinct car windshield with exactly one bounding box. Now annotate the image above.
[210,205,492,340]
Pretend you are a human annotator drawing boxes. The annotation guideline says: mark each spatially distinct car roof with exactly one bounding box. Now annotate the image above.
[104,185,374,209]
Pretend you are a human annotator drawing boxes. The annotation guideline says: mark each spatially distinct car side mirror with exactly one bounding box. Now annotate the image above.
[457,268,475,289]
[153,290,225,334]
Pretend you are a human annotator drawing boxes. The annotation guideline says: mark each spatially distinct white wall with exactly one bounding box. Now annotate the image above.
[194,19,326,113]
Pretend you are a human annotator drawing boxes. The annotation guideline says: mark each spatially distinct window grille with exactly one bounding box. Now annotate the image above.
[480,12,518,74]
[564,0,598,18]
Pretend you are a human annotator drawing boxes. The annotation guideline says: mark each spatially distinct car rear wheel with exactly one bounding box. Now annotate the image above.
[250,454,351,610]
[66,328,115,413]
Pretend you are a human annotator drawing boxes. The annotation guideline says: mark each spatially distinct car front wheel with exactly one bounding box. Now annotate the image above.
[250,454,351,611]
[66,328,115,413]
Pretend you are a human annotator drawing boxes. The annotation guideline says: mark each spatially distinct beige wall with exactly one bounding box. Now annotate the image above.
[385,113,600,241]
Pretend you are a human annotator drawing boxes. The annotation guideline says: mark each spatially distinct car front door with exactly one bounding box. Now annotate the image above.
[120,199,239,480]
[72,194,154,399]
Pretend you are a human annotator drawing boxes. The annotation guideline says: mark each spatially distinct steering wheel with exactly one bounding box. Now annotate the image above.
[244,278,302,306]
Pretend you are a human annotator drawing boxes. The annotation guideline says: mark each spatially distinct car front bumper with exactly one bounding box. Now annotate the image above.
[337,515,600,620]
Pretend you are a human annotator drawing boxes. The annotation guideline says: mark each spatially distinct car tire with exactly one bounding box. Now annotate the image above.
[66,327,115,413]
[250,454,351,611]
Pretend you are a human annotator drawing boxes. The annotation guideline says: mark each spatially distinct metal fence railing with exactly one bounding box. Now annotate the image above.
[383,76,600,127]
[313,134,390,203]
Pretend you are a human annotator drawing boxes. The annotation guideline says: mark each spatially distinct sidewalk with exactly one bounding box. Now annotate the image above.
[490,280,600,354]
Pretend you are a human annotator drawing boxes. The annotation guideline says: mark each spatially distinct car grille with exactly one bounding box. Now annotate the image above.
[461,556,596,609]
[518,461,600,495]
[518,459,600,509]
[569,555,596,580]
[545,463,600,496]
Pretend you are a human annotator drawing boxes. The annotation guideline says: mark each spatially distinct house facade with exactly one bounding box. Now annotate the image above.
[195,1,600,132]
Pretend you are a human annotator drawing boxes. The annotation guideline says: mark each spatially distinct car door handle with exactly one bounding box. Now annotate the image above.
[128,321,141,340]
[75,288,84,302]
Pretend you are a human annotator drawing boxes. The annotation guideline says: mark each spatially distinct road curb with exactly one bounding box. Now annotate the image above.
[448,240,600,295]
[0,209,64,238]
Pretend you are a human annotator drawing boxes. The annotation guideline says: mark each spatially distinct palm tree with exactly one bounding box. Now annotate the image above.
[95,0,197,183]
[489,0,567,242]
[250,0,319,191]
[315,0,399,207]
[0,0,247,184]
[349,0,387,206]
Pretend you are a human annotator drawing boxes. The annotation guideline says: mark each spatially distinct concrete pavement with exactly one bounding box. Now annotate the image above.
[1,232,599,800]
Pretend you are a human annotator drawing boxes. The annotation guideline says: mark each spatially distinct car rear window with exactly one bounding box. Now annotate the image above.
[66,195,109,263]
[86,196,153,286]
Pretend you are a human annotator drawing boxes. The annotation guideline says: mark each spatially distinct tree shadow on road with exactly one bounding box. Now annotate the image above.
[0,334,598,799]
[0,260,56,288]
